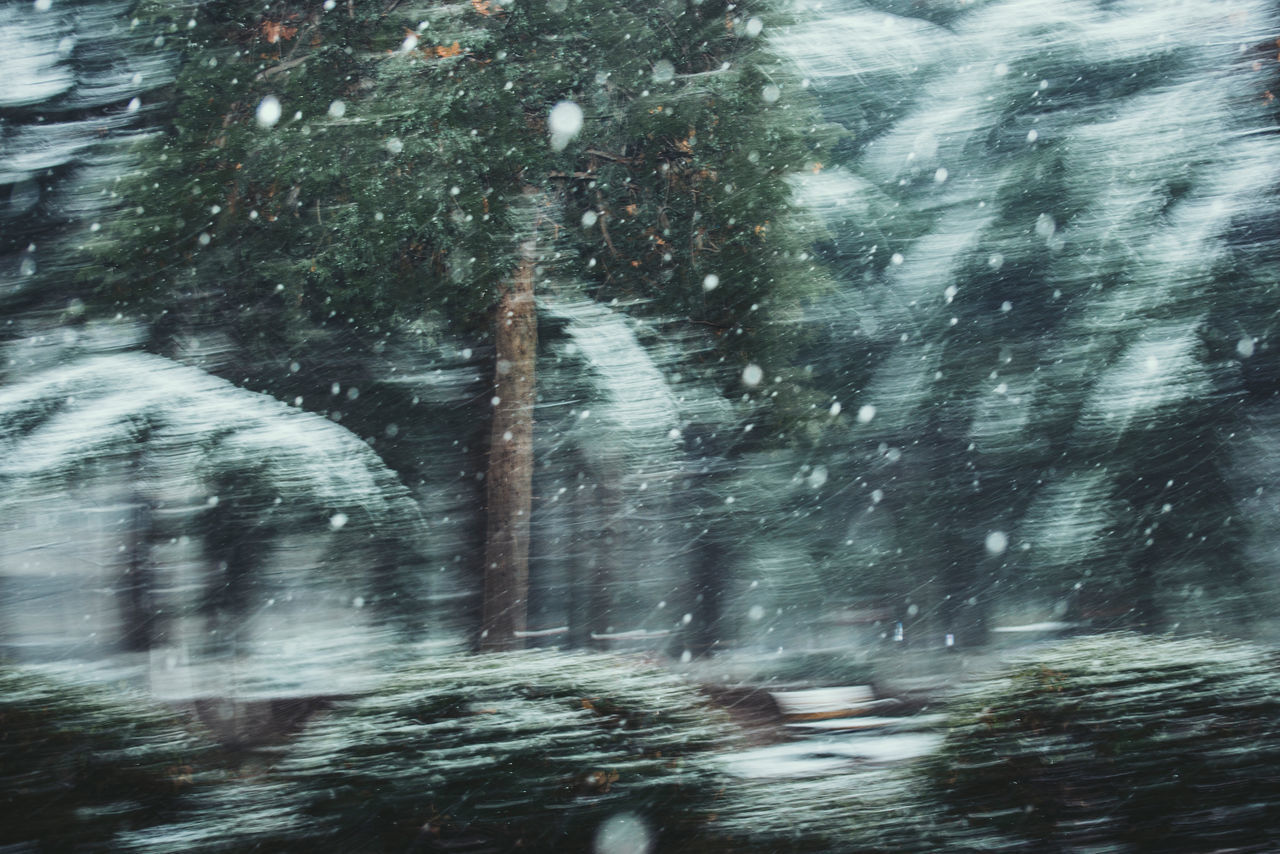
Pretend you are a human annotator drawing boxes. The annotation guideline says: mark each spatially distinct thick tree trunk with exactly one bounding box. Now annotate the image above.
[480,235,538,652]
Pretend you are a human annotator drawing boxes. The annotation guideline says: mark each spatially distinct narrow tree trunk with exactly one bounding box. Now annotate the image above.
[586,479,620,650]
[120,490,156,652]
[687,536,725,658]
[566,458,592,649]
[1130,560,1164,633]
[121,449,157,652]
[480,234,538,652]
[941,538,989,650]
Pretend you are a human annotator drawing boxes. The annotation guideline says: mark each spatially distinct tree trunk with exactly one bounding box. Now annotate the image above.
[120,490,156,652]
[586,479,620,650]
[480,234,538,652]
[1130,560,1164,633]
[687,535,726,658]
[566,457,592,649]
[121,448,158,652]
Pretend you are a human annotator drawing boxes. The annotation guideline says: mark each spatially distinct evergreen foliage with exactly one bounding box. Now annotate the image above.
[123,651,735,852]
[785,0,1280,642]
[0,345,425,655]
[0,663,208,851]
[0,0,170,316]
[932,633,1280,852]
[96,0,829,368]
[713,771,956,854]
[83,0,837,650]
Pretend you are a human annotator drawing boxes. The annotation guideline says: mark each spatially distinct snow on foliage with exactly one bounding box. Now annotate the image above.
[0,348,418,530]
[1077,323,1210,438]
[0,661,208,851]
[118,651,733,853]
[1018,472,1113,573]
[1,0,171,304]
[543,298,681,462]
[933,633,1280,852]
[533,297,737,642]
[0,9,74,106]
[773,0,1280,634]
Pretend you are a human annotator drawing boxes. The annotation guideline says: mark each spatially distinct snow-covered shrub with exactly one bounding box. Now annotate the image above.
[932,633,1280,852]
[0,663,208,850]
[127,651,734,853]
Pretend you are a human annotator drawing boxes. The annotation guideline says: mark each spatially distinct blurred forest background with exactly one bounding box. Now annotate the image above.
[9,0,1280,852]
[2,0,1280,693]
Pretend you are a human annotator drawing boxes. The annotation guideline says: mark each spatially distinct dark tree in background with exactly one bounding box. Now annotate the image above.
[0,0,171,649]
[18,0,1275,663]
[0,0,169,322]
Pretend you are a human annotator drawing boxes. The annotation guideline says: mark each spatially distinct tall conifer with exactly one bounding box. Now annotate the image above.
[98,0,828,648]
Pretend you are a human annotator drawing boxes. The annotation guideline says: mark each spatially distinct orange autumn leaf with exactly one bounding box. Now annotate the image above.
[470,0,503,15]
[261,20,298,43]
[434,41,463,58]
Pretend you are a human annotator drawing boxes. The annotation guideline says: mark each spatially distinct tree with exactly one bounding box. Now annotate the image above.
[0,0,169,330]
[95,0,828,649]
[0,345,423,655]
[783,0,1280,645]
